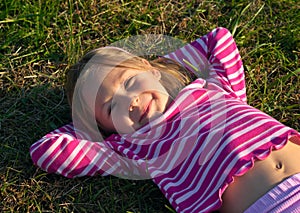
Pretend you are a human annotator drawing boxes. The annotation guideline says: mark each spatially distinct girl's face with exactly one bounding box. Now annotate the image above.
[95,67,171,134]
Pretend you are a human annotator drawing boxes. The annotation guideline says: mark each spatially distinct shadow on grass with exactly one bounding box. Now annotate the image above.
[0,86,170,212]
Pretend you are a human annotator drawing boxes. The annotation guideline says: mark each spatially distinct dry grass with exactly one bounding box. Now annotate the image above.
[1,0,299,212]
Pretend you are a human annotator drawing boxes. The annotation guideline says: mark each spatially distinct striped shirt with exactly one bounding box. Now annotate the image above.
[30,27,300,212]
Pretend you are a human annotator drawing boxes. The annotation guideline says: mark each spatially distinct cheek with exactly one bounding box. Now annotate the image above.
[111,109,130,125]
[94,108,104,125]
[111,110,137,134]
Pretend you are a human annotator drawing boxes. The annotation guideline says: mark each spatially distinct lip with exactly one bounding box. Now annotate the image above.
[139,99,152,123]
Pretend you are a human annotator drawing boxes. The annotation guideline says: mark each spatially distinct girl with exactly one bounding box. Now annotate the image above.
[30,27,300,212]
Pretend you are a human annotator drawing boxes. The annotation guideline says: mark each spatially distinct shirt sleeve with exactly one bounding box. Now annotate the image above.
[166,27,247,103]
[29,123,143,178]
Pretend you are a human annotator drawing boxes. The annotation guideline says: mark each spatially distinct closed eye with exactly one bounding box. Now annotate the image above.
[108,104,112,115]
[108,101,116,115]
[124,75,135,90]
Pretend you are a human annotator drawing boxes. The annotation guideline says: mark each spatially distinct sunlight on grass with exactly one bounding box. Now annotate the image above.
[1,0,299,212]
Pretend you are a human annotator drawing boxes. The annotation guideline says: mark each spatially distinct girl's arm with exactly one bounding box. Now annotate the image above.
[166,27,247,103]
[30,123,141,178]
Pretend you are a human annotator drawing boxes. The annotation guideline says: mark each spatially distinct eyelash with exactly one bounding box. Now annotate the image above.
[108,105,112,115]
[108,102,115,115]
[124,76,135,89]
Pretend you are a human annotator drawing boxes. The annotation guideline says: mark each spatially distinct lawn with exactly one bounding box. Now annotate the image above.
[1,0,299,212]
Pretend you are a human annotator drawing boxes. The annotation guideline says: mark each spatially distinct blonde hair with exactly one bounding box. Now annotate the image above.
[65,47,196,139]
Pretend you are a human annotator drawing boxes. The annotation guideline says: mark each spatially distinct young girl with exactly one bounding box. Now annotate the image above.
[30,27,300,212]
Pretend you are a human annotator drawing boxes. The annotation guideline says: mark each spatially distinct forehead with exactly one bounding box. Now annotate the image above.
[101,67,136,88]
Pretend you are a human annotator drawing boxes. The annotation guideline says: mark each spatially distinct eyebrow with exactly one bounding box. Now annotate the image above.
[118,69,132,85]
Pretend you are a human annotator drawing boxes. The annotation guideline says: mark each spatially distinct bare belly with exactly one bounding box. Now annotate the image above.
[220,138,300,213]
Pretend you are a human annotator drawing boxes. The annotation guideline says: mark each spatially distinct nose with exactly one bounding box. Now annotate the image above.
[129,96,139,112]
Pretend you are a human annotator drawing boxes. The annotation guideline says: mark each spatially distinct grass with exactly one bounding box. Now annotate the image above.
[0,0,299,212]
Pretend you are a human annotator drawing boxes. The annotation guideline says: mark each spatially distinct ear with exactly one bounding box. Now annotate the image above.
[141,58,161,80]
[141,58,151,67]
[150,69,161,80]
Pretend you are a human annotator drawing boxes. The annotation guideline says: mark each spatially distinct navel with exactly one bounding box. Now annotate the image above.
[275,161,283,170]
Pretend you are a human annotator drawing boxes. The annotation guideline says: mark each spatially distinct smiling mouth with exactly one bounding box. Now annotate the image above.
[139,99,152,123]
